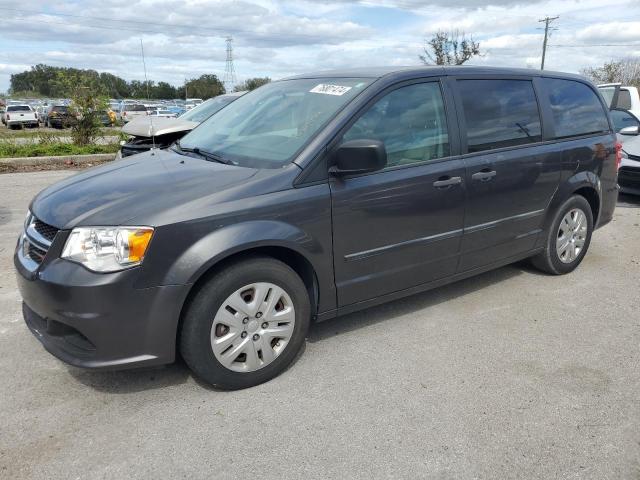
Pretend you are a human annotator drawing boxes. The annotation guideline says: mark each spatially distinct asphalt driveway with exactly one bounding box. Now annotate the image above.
[1,171,639,479]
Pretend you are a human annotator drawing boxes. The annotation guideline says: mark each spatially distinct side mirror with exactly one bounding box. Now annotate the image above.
[329,139,387,176]
[620,125,639,136]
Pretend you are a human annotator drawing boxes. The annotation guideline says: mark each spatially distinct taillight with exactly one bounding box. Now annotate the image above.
[5,114,9,120]
[123,112,127,116]
[615,142,622,170]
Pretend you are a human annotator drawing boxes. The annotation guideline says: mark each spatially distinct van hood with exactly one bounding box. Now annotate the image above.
[122,116,198,137]
[30,149,259,229]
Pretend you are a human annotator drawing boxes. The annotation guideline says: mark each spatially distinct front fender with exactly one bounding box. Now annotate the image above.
[167,220,325,286]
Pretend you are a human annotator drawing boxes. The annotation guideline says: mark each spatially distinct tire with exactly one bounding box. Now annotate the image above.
[531,195,594,275]
[180,256,311,389]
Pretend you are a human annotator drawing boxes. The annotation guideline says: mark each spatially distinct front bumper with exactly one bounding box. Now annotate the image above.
[15,235,190,370]
[618,157,640,195]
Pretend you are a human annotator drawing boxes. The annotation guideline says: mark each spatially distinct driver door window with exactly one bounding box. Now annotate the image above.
[343,82,450,167]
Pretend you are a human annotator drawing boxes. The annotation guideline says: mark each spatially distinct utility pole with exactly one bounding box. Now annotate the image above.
[223,36,237,93]
[539,16,559,70]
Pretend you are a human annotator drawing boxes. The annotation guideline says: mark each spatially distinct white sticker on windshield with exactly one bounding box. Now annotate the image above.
[310,84,352,96]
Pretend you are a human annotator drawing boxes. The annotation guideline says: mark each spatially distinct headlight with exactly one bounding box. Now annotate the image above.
[61,226,154,272]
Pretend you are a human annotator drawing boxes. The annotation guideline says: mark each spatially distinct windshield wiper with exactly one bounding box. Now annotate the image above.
[173,141,234,165]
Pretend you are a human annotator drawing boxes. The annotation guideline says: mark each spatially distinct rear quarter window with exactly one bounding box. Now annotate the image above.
[543,78,610,139]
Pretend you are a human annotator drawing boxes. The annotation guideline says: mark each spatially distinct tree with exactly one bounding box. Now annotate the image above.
[419,30,481,66]
[180,74,225,99]
[8,64,230,100]
[581,58,640,88]
[154,81,178,99]
[235,77,271,92]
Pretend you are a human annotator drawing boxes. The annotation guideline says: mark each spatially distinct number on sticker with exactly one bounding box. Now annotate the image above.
[309,84,352,96]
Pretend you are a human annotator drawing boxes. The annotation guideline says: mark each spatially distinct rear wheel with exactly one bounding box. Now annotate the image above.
[531,195,593,275]
[180,256,310,389]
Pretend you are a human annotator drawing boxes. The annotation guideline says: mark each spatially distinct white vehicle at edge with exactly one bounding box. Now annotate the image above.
[598,83,640,118]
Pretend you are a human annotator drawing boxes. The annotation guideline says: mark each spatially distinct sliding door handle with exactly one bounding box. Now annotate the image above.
[471,170,497,182]
[433,176,462,189]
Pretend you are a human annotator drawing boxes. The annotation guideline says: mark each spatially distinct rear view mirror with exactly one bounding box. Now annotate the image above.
[329,139,387,176]
[620,125,639,136]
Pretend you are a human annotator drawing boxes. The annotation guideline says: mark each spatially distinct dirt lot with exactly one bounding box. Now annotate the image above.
[0,171,639,479]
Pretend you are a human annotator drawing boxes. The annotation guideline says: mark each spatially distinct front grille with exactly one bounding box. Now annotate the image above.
[26,241,47,263]
[33,219,58,242]
[21,215,59,269]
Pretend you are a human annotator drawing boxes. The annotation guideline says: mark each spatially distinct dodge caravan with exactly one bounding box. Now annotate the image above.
[15,67,619,389]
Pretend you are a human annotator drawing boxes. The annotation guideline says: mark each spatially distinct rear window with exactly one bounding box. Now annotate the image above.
[457,79,542,153]
[8,105,31,112]
[126,105,147,111]
[51,106,68,113]
[543,78,610,138]
[617,90,632,111]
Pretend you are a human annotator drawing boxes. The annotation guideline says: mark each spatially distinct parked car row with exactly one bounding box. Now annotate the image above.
[598,84,640,195]
[1,96,217,129]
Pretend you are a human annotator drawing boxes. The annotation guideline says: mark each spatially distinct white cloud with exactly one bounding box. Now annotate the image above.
[0,0,639,93]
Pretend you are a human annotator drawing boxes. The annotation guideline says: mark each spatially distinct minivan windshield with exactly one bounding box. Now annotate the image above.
[178,78,373,168]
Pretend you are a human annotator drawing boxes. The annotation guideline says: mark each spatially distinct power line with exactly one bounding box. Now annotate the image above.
[538,16,559,70]
[551,43,640,47]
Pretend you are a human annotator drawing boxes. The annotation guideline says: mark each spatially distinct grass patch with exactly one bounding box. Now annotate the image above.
[0,126,121,139]
[0,141,119,158]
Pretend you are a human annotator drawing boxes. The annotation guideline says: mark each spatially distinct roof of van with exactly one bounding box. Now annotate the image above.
[282,66,587,81]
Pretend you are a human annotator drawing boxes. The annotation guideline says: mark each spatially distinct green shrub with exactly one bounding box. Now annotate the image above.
[0,140,119,158]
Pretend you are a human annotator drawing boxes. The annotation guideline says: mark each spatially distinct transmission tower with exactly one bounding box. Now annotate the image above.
[223,36,237,92]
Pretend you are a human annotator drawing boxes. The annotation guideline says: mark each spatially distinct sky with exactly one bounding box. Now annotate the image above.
[0,0,639,94]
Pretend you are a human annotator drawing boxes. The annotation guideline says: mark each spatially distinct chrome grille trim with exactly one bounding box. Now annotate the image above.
[18,215,59,272]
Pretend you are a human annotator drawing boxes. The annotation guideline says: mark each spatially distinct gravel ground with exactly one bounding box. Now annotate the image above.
[0,171,639,480]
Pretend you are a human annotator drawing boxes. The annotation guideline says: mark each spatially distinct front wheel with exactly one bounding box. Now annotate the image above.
[531,195,593,275]
[180,256,310,389]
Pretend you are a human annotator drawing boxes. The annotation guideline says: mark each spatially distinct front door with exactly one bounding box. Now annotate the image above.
[330,80,466,307]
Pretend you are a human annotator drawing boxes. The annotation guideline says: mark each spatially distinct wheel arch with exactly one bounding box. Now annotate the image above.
[175,244,321,355]
[541,172,602,238]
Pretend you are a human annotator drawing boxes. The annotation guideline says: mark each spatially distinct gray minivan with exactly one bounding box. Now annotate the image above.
[15,67,619,389]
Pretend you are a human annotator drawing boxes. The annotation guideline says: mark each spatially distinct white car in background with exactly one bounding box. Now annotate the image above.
[117,103,148,123]
[4,104,38,129]
[612,109,640,195]
[149,108,178,118]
